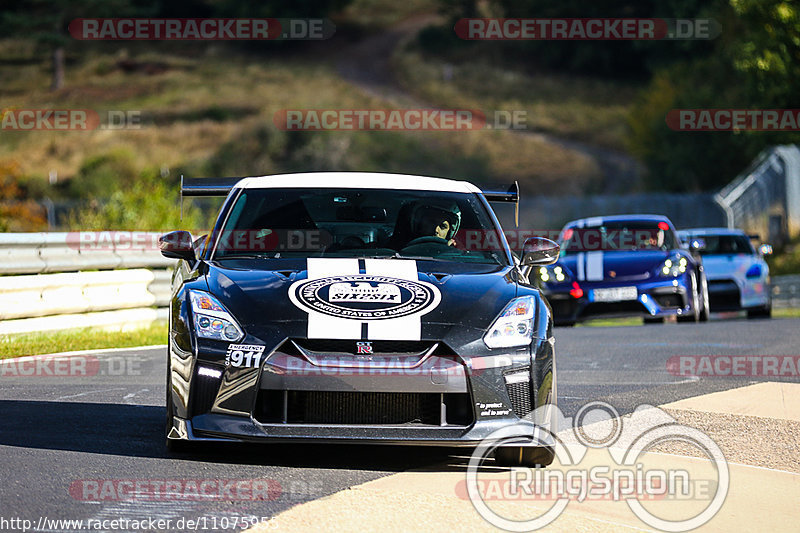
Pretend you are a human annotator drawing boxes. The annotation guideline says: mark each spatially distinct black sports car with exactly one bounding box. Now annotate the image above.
[159,172,559,466]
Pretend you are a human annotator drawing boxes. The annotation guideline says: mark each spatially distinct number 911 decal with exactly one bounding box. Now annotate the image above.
[225,344,266,368]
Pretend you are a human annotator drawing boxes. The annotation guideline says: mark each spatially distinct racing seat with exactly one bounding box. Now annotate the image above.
[386,202,417,251]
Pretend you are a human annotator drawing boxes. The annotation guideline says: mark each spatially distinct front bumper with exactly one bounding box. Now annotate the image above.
[168,336,556,447]
[544,278,693,323]
[706,275,769,311]
[169,413,553,447]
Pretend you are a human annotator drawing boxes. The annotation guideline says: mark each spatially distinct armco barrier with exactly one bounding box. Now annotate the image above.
[0,232,175,335]
[772,275,800,309]
[0,269,168,320]
[0,232,173,274]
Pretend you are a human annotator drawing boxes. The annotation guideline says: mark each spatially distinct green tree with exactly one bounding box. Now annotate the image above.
[628,0,800,191]
[68,171,202,231]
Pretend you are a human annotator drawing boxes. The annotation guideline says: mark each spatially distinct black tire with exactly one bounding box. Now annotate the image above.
[643,317,664,324]
[699,274,710,322]
[494,446,554,467]
[556,321,576,327]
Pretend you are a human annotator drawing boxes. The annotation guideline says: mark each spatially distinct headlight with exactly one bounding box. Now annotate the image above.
[189,290,244,342]
[484,296,536,349]
[659,256,688,277]
[539,265,567,283]
[746,264,762,278]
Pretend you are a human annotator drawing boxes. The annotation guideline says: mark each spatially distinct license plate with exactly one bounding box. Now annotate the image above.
[593,286,638,302]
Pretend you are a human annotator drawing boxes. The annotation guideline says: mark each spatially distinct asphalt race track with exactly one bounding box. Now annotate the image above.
[1,317,798,531]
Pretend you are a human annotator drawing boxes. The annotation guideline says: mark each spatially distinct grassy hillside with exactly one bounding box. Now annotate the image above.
[1,3,642,231]
[393,49,637,151]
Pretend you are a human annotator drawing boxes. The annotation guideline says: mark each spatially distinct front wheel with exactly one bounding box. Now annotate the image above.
[699,274,710,322]
[494,446,554,467]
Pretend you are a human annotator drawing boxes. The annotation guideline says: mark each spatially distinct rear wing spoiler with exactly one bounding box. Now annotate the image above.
[180,175,520,225]
[482,181,520,226]
[181,176,241,197]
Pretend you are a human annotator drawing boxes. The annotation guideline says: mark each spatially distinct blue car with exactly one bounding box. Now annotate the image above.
[539,215,710,326]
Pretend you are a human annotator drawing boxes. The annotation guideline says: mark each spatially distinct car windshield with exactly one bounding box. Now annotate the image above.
[695,235,755,255]
[560,220,678,254]
[212,187,508,265]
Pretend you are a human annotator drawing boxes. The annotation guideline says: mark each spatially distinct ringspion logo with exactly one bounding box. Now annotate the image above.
[466,402,729,531]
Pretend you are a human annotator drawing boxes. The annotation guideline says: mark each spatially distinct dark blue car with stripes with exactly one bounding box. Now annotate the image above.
[538,214,709,326]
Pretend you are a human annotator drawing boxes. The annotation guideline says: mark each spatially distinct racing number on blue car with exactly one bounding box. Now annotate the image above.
[225,344,266,368]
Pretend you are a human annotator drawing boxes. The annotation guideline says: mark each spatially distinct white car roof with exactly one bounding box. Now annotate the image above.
[235,172,482,194]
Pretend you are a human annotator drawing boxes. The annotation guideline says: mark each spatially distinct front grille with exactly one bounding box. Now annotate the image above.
[582,301,644,317]
[505,368,533,417]
[255,390,472,426]
[190,365,223,416]
[653,293,684,308]
[708,280,740,310]
[549,299,578,319]
[291,339,433,355]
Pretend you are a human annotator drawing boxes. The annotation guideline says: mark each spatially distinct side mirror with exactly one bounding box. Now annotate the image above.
[521,237,560,266]
[759,243,773,256]
[689,238,706,251]
[159,230,195,261]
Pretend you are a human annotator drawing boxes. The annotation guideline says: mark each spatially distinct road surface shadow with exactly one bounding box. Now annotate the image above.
[0,400,462,471]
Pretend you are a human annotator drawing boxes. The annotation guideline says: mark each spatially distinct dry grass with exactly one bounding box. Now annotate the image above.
[2,40,605,196]
[393,50,636,150]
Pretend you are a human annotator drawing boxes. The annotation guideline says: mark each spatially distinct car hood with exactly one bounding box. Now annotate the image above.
[203,257,519,340]
[701,254,761,278]
[558,250,669,280]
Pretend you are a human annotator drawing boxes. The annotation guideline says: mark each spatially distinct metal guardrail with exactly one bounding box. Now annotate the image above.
[0,232,174,274]
[715,144,800,246]
[0,232,175,335]
[0,269,171,320]
[772,275,800,309]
